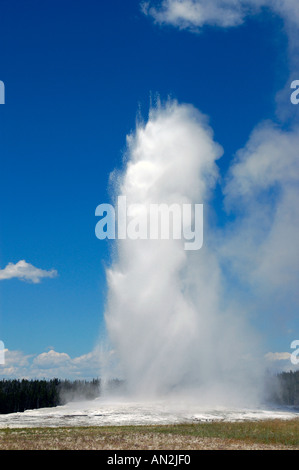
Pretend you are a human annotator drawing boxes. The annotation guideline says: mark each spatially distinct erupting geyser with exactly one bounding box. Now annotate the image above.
[102,100,263,406]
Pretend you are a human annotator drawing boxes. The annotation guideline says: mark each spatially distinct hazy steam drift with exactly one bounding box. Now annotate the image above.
[103,100,262,403]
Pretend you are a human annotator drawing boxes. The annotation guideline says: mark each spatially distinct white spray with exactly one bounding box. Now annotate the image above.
[102,100,264,406]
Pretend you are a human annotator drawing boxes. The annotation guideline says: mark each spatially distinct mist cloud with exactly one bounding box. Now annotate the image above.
[220,122,299,319]
[103,100,265,404]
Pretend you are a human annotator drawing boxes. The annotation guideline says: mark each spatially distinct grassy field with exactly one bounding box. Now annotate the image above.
[0,419,298,450]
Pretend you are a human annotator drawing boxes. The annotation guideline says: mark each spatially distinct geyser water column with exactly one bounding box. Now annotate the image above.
[103,100,262,403]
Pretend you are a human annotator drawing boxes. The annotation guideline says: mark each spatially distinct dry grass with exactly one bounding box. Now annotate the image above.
[0,419,298,450]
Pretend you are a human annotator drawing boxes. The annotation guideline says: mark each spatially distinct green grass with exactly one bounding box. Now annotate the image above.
[0,419,298,449]
[140,419,299,446]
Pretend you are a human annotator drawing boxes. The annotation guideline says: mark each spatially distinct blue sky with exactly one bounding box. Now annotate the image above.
[0,0,298,379]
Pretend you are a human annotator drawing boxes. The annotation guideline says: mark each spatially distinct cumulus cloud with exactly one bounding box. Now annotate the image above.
[0,349,33,378]
[0,348,102,380]
[33,350,71,369]
[0,260,57,284]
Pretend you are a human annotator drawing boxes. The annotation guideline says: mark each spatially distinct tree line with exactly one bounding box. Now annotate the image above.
[0,371,298,414]
[0,378,101,414]
[266,370,299,407]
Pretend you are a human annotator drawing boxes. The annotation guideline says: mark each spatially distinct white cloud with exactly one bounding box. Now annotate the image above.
[0,348,102,380]
[265,352,291,361]
[141,0,299,30]
[33,350,71,369]
[141,0,255,29]
[3,349,32,367]
[0,260,57,283]
[0,349,33,378]
[142,0,299,122]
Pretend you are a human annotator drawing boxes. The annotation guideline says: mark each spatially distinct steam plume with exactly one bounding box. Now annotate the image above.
[102,100,264,405]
